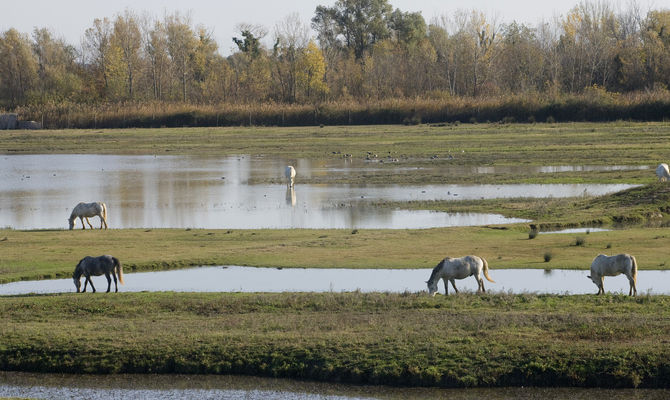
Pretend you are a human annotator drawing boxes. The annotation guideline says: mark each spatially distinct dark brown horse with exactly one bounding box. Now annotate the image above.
[73,255,124,293]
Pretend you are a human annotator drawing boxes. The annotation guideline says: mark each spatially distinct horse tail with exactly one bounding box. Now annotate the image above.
[631,255,638,285]
[482,257,495,283]
[101,202,108,224]
[114,256,124,285]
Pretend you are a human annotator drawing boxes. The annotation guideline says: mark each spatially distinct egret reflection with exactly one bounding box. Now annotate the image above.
[285,186,296,206]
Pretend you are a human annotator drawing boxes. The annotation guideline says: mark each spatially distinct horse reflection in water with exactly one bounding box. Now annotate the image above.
[286,186,296,206]
[73,255,124,293]
[68,202,108,230]
[587,253,637,296]
[426,255,495,295]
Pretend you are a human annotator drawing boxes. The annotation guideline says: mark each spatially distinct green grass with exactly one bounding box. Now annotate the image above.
[1,292,669,388]
[3,121,670,387]
[1,223,670,284]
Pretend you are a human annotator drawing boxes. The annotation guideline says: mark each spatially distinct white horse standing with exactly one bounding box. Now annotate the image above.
[68,202,108,230]
[426,255,495,295]
[285,165,296,187]
[656,163,670,181]
[587,253,637,296]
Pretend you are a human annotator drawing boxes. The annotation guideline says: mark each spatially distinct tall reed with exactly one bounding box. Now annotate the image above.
[12,90,670,129]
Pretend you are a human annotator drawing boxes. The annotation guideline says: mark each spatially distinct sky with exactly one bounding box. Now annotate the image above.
[3,0,668,55]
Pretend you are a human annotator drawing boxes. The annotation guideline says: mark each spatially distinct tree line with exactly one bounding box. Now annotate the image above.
[1,0,669,126]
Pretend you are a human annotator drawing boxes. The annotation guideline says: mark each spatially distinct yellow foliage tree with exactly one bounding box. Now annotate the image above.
[297,40,328,101]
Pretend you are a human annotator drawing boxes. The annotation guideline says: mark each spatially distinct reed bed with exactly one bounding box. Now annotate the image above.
[11,90,670,129]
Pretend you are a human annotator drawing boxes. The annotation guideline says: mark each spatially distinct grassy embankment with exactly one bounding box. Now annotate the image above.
[1,292,670,388]
[1,213,670,285]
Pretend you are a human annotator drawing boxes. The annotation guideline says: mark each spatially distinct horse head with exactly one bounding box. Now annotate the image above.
[73,261,83,292]
[68,217,75,230]
[426,279,438,296]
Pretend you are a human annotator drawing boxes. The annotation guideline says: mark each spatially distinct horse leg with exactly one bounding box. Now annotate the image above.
[111,269,118,292]
[85,217,94,229]
[79,216,86,229]
[443,279,449,295]
[450,279,458,293]
[105,272,111,293]
[100,215,108,229]
[87,274,96,293]
[480,278,486,293]
[598,276,604,295]
[627,274,637,296]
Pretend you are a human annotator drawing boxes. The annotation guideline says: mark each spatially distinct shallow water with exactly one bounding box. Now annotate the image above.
[0,266,664,296]
[0,154,637,229]
[540,227,611,234]
[1,372,668,400]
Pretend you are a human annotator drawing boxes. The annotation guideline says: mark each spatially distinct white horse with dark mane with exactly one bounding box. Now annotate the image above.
[587,253,637,296]
[73,255,124,293]
[656,163,670,181]
[68,202,108,230]
[426,255,495,295]
[285,165,296,188]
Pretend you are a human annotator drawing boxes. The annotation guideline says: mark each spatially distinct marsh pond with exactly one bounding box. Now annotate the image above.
[0,154,637,229]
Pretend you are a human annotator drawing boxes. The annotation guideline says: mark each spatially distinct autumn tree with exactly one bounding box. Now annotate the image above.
[31,28,82,103]
[643,9,670,89]
[497,22,544,93]
[297,40,329,101]
[0,29,37,106]
[166,13,197,102]
[83,18,113,98]
[312,0,393,59]
[112,10,142,98]
[144,19,170,100]
[191,26,222,102]
[229,25,271,102]
[272,14,309,103]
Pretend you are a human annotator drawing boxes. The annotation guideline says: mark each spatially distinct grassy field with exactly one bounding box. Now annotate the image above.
[2,122,670,184]
[2,122,670,388]
[1,292,670,388]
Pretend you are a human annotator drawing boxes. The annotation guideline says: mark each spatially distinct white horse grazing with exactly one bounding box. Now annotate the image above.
[285,165,296,187]
[656,163,670,181]
[68,202,108,230]
[587,253,637,296]
[426,255,495,295]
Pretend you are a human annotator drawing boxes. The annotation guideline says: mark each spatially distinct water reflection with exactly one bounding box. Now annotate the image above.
[285,186,296,206]
[2,371,667,400]
[541,228,610,234]
[0,155,637,230]
[2,266,668,296]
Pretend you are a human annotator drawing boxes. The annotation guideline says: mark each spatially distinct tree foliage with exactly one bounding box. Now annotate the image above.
[2,1,670,109]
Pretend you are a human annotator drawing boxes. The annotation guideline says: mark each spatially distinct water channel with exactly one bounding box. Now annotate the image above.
[2,371,668,400]
[1,266,667,296]
[0,154,638,230]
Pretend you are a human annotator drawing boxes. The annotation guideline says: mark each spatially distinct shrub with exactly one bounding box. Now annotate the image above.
[575,236,586,246]
[544,252,553,262]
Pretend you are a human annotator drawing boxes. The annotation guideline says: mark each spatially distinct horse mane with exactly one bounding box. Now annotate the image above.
[72,259,83,278]
[427,259,444,284]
